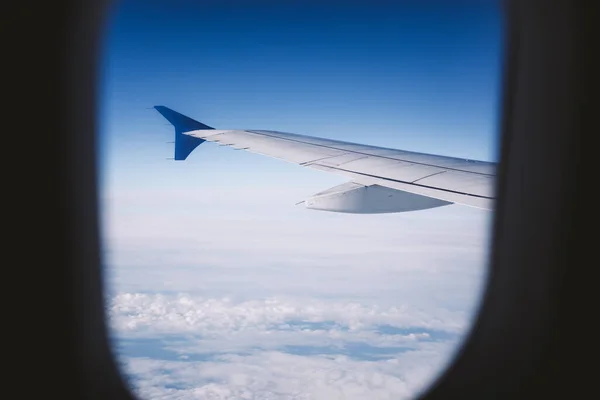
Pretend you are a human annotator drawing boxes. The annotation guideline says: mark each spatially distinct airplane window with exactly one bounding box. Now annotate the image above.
[99,1,504,399]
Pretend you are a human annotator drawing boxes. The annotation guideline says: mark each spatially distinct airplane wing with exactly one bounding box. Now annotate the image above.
[154,106,496,214]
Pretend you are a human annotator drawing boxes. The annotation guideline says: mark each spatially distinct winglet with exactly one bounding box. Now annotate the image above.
[154,106,215,160]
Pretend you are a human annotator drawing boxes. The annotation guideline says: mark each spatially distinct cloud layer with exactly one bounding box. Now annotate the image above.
[109,293,466,400]
[102,187,492,399]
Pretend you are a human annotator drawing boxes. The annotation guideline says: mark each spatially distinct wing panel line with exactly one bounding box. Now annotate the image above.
[411,170,448,183]
[245,130,494,177]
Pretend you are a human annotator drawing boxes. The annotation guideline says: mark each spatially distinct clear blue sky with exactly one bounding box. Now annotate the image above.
[98,0,503,195]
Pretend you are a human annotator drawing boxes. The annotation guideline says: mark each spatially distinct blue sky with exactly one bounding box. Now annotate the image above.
[99,1,503,399]
[99,0,503,189]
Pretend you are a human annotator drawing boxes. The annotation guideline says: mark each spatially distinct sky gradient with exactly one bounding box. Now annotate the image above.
[99,1,504,398]
[99,0,504,190]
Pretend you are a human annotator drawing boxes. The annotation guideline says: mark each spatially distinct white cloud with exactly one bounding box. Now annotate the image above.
[121,349,455,400]
[102,185,492,399]
[108,293,470,400]
[108,293,467,342]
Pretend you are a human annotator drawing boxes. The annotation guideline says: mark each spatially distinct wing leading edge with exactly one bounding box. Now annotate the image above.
[154,106,496,213]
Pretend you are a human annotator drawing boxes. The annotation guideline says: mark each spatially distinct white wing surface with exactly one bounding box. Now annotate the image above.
[155,106,496,214]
